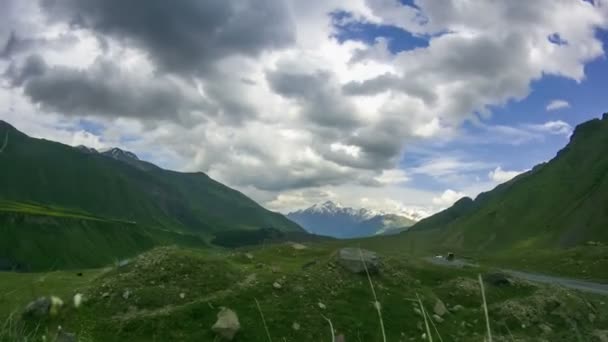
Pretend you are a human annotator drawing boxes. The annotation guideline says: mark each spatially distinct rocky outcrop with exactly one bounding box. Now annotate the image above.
[337,248,380,274]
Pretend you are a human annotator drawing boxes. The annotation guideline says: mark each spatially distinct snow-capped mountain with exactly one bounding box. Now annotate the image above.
[287,201,419,238]
[102,147,140,161]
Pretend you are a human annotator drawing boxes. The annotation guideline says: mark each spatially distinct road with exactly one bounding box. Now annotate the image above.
[426,256,608,296]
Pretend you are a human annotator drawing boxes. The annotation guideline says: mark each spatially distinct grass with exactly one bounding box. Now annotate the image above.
[0,243,606,341]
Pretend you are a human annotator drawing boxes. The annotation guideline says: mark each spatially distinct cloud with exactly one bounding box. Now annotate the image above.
[40,0,295,75]
[546,99,571,111]
[488,166,527,184]
[525,120,573,136]
[410,157,491,178]
[7,55,209,122]
[1,0,607,216]
[432,189,466,207]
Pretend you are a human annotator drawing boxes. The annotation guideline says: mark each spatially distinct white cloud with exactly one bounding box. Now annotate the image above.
[526,120,573,136]
[546,99,571,111]
[1,0,607,215]
[488,166,527,184]
[432,189,466,207]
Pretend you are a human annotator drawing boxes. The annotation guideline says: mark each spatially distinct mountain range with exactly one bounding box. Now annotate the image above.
[287,201,418,238]
[408,112,608,252]
[0,120,302,269]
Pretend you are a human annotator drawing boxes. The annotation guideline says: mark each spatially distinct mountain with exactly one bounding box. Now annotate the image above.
[287,201,417,238]
[0,120,302,236]
[408,113,608,252]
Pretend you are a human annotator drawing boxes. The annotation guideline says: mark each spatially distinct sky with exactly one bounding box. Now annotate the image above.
[1,0,608,217]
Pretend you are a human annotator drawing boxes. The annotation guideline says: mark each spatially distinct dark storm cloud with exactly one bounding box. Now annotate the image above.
[39,0,296,75]
[9,55,209,121]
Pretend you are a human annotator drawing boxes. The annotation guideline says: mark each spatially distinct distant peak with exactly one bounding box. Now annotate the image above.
[76,145,98,154]
[102,147,139,161]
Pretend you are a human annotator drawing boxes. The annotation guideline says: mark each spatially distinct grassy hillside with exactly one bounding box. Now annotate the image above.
[1,245,606,341]
[408,113,608,253]
[0,201,207,271]
[0,120,301,235]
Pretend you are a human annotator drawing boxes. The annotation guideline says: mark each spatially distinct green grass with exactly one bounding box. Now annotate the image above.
[0,201,208,271]
[1,244,606,341]
[407,114,608,255]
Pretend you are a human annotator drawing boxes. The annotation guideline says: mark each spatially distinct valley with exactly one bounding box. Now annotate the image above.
[2,115,608,341]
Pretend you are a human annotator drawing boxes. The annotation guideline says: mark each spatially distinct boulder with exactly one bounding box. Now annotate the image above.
[337,248,380,274]
[212,308,240,341]
[434,299,448,316]
[22,297,52,319]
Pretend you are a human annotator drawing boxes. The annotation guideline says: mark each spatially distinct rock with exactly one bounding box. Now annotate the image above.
[592,330,608,342]
[273,282,282,289]
[22,297,52,319]
[318,302,327,310]
[292,322,301,331]
[55,330,77,342]
[484,272,513,286]
[73,293,83,308]
[211,307,240,341]
[434,299,448,316]
[337,248,380,274]
[290,243,307,250]
[451,304,464,312]
[539,324,552,334]
[122,289,131,300]
[432,314,444,323]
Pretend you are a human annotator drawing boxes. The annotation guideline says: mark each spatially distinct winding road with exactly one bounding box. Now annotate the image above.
[426,256,608,296]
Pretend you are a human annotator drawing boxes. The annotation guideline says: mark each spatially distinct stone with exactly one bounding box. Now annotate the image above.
[337,248,380,274]
[484,272,513,286]
[55,330,77,342]
[290,243,307,250]
[292,322,301,331]
[451,304,464,312]
[539,324,552,334]
[211,307,240,341]
[22,297,52,319]
[434,299,448,316]
[273,282,282,289]
[432,314,444,323]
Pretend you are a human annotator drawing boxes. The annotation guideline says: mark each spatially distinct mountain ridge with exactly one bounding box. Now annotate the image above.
[287,200,418,238]
[407,112,608,251]
[0,120,302,235]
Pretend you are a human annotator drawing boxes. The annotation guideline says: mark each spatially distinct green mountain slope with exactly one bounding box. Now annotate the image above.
[0,200,207,271]
[0,120,301,235]
[408,113,608,252]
